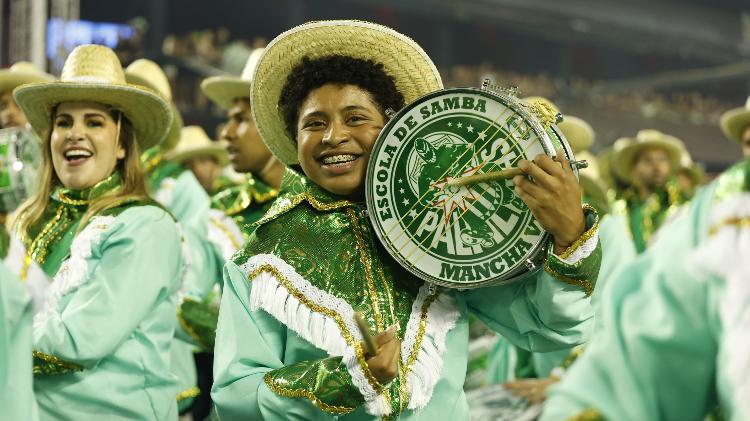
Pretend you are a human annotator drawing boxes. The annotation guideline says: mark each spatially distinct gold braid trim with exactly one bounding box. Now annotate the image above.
[709,216,750,236]
[559,204,599,260]
[209,216,242,250]
[560,346,586,369]
[176,386,200,402]
[544,263,594,297]
[253,192,352,227]
[263,372,356,414]
[567,408,606,421]
[402,291,440,376]
[347,208,385,332]
[248,264,386,398]
[32,351,84,375]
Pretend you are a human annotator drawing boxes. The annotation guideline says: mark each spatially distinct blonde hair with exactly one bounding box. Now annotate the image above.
[11,107,149,237]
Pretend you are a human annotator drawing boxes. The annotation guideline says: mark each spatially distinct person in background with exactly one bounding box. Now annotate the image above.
[168,125,229,194]
[0,62,54,129]
[720,95,750,158]
[7,44,182,420]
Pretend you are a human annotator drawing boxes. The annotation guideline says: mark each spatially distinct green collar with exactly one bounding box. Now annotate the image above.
[253,169,353,227]
[53,172,122,205]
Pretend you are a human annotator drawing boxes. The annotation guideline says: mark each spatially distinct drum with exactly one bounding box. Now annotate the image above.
[365,85,579,289]
[0,128,42,213]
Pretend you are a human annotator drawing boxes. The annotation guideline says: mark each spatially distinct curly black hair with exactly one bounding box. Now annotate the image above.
[278,55,405,140]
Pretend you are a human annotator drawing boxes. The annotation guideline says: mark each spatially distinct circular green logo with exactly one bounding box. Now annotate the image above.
[367,88,551,288]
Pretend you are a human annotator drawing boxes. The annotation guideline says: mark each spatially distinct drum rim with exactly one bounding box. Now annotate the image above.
[365,87,575,289]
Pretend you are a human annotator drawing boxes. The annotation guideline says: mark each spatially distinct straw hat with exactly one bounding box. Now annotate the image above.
[677,148,706,186]
[522,96,594,153]
[251,20,443,165]
[575,150,609,209]
[0,62,54,94]
[612,129,683,182]
[167,125,228,166]
[719,96,750,144]
[201,48,264,110]
[14,45,172,151]
[125,59,183,150]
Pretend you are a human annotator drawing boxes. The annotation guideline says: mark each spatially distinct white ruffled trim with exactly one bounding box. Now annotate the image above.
[32,216,115,330]
[4,235,50,314]
[693,194,750,420]
[242,254,389,416]
[154,177,176,208]
[557,226,599,265]
[400,284,460,409]
[207,208,244,260]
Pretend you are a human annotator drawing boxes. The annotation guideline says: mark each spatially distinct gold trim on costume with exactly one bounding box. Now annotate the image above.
[709,216,750,236]
[559,204,599,260]
[32,350,84,374]
[176,386,201,402]
[263,372,356,414]
[544,263,594,297]
[177,299,205,346]
[567,408,606,421]
[347,208,385,332]
[209,216,242,250]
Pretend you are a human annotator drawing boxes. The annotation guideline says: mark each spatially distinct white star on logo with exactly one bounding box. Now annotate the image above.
[447,122,453,127]
[399,188,405,194]
[467,125,474,133]
[409,209,418,218]
[402,198,410,206]
[457,122,463,128]
[397,178,403,183]
[477,131,487,141]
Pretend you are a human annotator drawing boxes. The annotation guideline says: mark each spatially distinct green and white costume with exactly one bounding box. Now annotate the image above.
[212,172,601,420]
[6,174,182,420]
[542,159,750,421]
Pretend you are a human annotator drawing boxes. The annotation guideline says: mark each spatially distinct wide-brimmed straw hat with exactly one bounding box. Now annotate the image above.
[719,96,750,144]
[612,129,683,182]
[522,96,594,153]
[14,45,172,151]
[167,125,228,166]
[252,20,444,165]
[0,62,54,94]
[575,150,609,210]
[125,58,184,150]
[201,48,264,110]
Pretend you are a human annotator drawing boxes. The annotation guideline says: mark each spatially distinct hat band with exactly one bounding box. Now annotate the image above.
[63,75,124,85]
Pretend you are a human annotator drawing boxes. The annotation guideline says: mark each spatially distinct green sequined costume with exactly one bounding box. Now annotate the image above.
[212,171,602,420]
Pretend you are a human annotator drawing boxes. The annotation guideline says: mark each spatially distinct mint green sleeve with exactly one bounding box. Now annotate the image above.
[541,197,719,421]
[463,212,600,353]
[0,263,38,420]
[33,207,182,371]
[212,262,364,421]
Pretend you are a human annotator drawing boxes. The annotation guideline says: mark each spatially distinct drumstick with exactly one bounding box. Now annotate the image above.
[354,311,378,355]
[447,167,523,187]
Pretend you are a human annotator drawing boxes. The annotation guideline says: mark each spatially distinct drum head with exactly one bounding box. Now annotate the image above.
[366,87,573,289]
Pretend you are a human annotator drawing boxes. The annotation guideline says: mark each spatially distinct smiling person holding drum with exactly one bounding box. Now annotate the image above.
[6,44,184,420]
[212,20,601,420]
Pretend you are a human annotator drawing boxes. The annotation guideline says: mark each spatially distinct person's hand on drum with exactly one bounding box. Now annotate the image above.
[365,324,401,385]
[513,149,586,256]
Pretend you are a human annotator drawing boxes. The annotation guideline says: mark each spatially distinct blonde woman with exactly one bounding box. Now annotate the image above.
[7,45,183,420]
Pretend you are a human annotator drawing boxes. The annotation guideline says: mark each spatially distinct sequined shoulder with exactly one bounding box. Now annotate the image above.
[713,159,750,202]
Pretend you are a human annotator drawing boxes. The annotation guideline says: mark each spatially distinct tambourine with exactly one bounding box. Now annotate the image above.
[365,82,582,289]
[0,127,42,213]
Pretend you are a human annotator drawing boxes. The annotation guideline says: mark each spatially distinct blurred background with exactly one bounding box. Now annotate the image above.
[2,0,749,173]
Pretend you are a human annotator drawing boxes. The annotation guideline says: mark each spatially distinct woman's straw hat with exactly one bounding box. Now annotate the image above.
[167,125,228,166]
[0,62,54,94]
[719,96,750,144]
[251,20,443,165]
[14,45,171,151]
[522,96,594,153]
[125,58,184,150]
[612,129,683,182]
[201,48,264,110]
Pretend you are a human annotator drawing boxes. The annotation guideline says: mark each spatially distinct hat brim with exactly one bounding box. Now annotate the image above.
[169,146,229,167]
[251,20,443,165]
[719,107,750,144]
[613,139,682,182]
[558,115,594,153]
[125,71,183,151]
[579,174,610,211]
[13,82,172,151]
[0,72,54,95]
[201,77,250,110]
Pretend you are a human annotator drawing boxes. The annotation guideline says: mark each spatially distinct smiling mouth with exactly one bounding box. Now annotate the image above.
[64,148,93,165]
[319,154,359,167]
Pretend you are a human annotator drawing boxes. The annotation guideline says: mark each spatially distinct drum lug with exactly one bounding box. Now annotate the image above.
[428,283,438,296]
[524,259,537,271]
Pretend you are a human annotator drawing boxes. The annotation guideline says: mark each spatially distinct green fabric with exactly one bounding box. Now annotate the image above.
[616,180,686,253]
[0,262,37,421]
[32,205,182,420]
[212,172,601,420]
[542,161,750,421]
[179,297,219,350]
[211,173,278,239]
